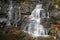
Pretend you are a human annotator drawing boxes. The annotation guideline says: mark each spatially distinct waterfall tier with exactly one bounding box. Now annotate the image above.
[23,4,49,37]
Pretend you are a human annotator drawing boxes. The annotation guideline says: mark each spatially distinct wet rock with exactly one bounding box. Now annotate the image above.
[20,0,44,14]
[0,25,33,40]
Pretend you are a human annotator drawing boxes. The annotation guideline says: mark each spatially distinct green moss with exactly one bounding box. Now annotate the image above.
[54,2,60,7]
[20,0,25,2]
[20,0,28,2]
[19,32,26,38]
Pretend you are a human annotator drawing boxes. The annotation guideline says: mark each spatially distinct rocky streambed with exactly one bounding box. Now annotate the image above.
[0,26,57,40]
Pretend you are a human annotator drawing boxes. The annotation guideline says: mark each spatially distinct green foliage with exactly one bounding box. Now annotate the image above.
[54,2,60,7]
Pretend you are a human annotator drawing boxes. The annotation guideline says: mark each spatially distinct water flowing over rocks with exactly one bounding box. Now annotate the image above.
[0,0,60,40]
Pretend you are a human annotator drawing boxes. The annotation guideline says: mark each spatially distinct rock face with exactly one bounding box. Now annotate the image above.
[0,26,33,40]
[20,0,60,15]
[20,0,44,14]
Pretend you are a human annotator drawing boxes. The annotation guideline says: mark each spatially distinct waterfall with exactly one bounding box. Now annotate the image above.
[13,3,21,27]
[23,4,49,37]
[6,0,21,27]
[7,0,13,25]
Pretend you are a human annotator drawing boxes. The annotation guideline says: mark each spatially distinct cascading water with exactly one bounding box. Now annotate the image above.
[23,4,49,37]
[7,0,21,27]
[13,3,21,27]
[7,0,13,25]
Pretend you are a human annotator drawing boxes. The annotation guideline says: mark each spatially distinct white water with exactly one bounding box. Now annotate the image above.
[7,0,21,27]
[13,4,21,27]
[7,0,13,25]
[23,4,49,37]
